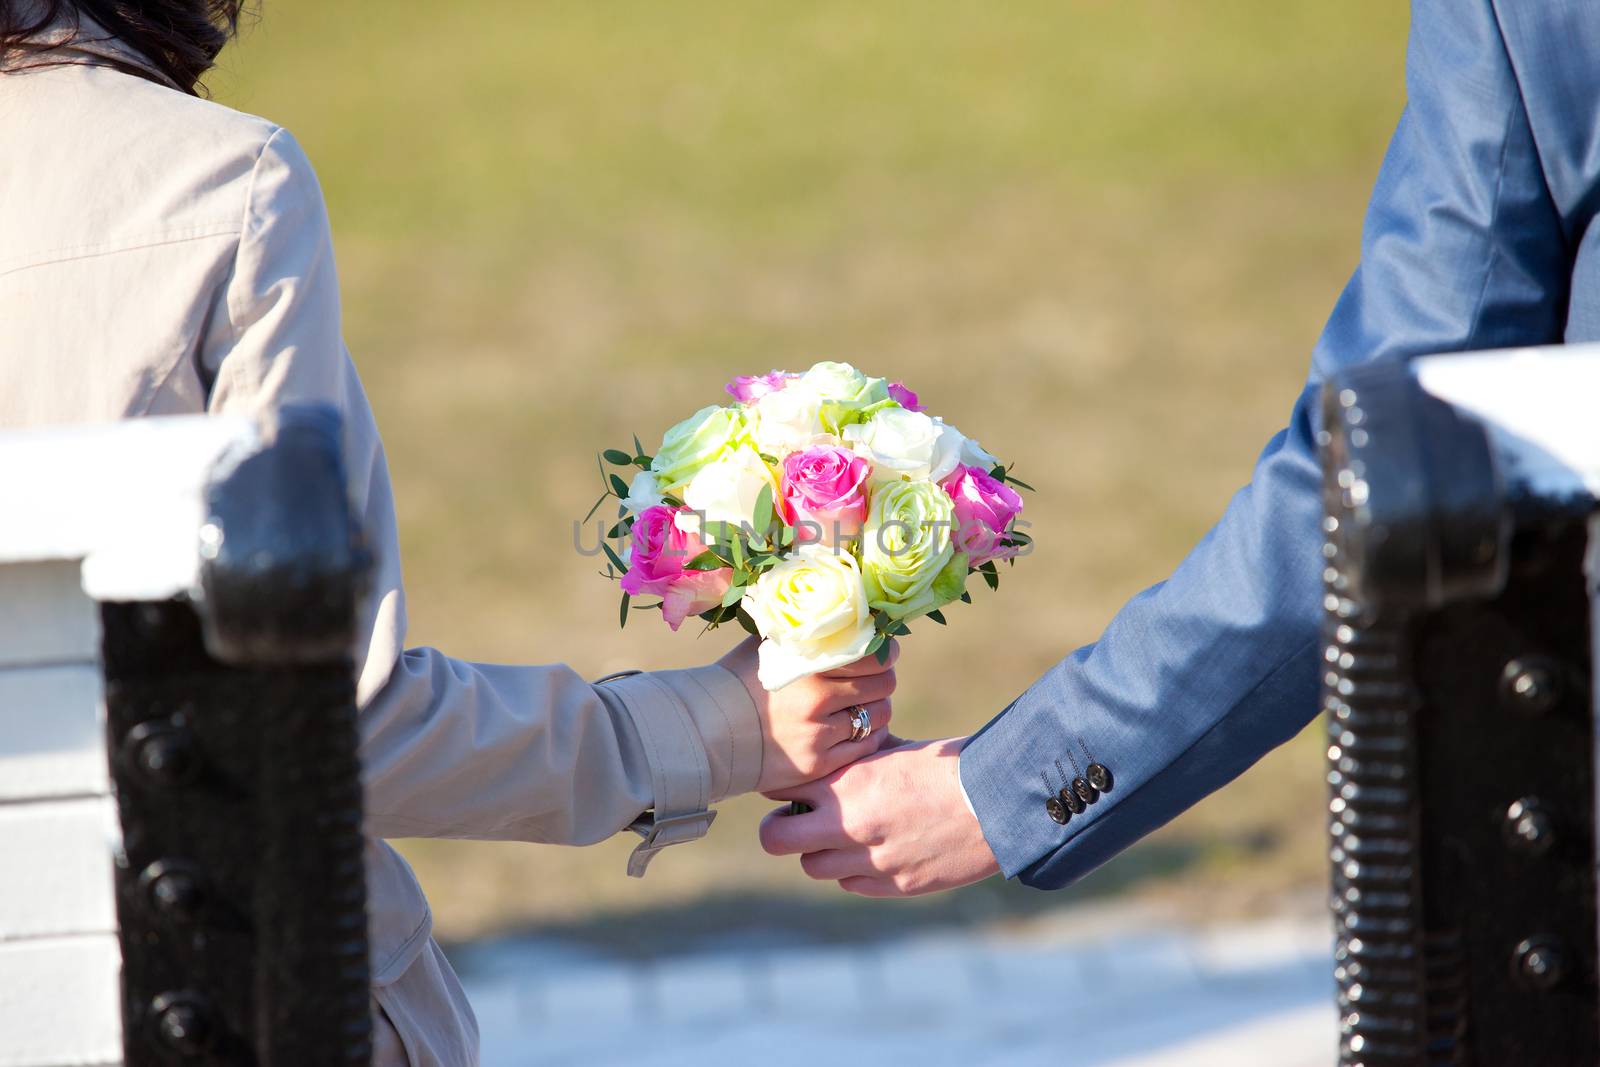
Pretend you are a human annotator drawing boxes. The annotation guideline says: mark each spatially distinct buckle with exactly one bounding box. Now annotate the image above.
[626,809,716,877]
[630,809,716,849]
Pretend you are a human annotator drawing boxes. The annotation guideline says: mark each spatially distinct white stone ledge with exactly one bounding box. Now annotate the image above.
[1414,344,1600,500]
[0,414,258,602]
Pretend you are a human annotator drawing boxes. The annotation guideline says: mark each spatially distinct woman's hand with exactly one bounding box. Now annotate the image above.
[718,636,898,794]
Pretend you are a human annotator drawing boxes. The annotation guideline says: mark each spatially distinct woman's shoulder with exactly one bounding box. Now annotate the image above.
[2,63,323,267]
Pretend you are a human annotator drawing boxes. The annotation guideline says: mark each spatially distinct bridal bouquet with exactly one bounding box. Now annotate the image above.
[587,361,1032,690]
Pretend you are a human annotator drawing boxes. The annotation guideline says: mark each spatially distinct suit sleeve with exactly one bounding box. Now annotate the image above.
[958,0,1572,888]
[199,128,763,848]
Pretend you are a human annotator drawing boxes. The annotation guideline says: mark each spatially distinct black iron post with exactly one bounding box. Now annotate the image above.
[1320,362,1598,1065]
[103,407,372,1066]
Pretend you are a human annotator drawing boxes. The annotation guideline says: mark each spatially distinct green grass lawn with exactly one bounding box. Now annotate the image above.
[216,0,1408,939]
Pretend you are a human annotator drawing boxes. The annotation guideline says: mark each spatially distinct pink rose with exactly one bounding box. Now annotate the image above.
[619,505,733,630]
[940,465,1024,566]
[659,569,737,630]
[724,370,796,405]
[781,446,872,546]
[887,381,923,412]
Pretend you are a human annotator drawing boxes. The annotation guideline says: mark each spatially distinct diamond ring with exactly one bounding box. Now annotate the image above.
[847,704,873,744]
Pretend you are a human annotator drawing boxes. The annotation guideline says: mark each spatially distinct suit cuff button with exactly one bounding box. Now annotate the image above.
[1046,796,1070,824]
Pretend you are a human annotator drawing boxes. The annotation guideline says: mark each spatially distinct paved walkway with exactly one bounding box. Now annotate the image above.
[456,907,1336,1066]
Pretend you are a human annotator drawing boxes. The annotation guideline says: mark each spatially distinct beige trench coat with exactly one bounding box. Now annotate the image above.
[1,23,762,1065]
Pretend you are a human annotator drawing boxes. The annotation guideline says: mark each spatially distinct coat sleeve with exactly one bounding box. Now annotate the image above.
[958,0,1573,888]
[197,127,763,849]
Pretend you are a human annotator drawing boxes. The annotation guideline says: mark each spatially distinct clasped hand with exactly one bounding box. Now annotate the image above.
[719,637,999,896]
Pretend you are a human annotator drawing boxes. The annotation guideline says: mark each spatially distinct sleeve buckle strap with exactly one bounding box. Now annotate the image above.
[597,670,716,877]
[625,809,717,878]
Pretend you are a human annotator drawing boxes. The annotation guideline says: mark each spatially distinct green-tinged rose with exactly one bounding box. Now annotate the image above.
[819,395,900,436]
[860,480,968,620]
[928,551,969,605]
[800,361,890,405]
[649,405,751,492]
[800,361,893,436]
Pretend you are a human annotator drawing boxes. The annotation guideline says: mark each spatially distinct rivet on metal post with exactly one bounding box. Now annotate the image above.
[1503,798,1554,856]
[122,719,200,788]
[1513,938,1567,991]
[1499,657,1563,716]
[149,991,216,1056]
[138,860,208,921]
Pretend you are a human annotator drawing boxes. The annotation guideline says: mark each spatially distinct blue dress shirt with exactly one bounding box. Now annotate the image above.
[960,0,1600,888]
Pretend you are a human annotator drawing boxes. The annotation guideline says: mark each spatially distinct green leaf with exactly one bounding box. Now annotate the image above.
[734,606,761,637]
[685,550,724,571]
[662,493,685,508]
[874,639,893,665]
[607,522,629,539]
[730,533,746,569]
[990,464,1007,480]
[630,600,664,610]
[981,561,999,591]
[1005,474,1037,492]
[582,491,610,524]
[619,592,631,628]
[960,591,973,604]
[753,483,774,536]
[698,604,738,628]
[633,455,652,468]
[759,453,781,466]
[927,609,947,625]
[609,473,631,497]
[864,632,886,658]
[779,524,796,547]
[603,448,634,466]
[601,542,629,575]
[721,582,747,608]
[633,434,644,456]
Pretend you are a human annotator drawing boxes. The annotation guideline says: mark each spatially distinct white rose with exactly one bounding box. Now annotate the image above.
[682,445,780,529]
[622,470,665,515]
[843,406,960,483]
[798,360,888,404]
[751,382,826,457]
[934,418,1000,472]
[744,545,878,690]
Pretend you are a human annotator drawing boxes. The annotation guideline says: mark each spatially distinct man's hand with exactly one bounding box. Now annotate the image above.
[718,637,898,794]
[757,736,1001,897]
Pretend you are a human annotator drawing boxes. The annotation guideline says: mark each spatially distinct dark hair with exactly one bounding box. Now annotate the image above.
[0,0,247,95]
